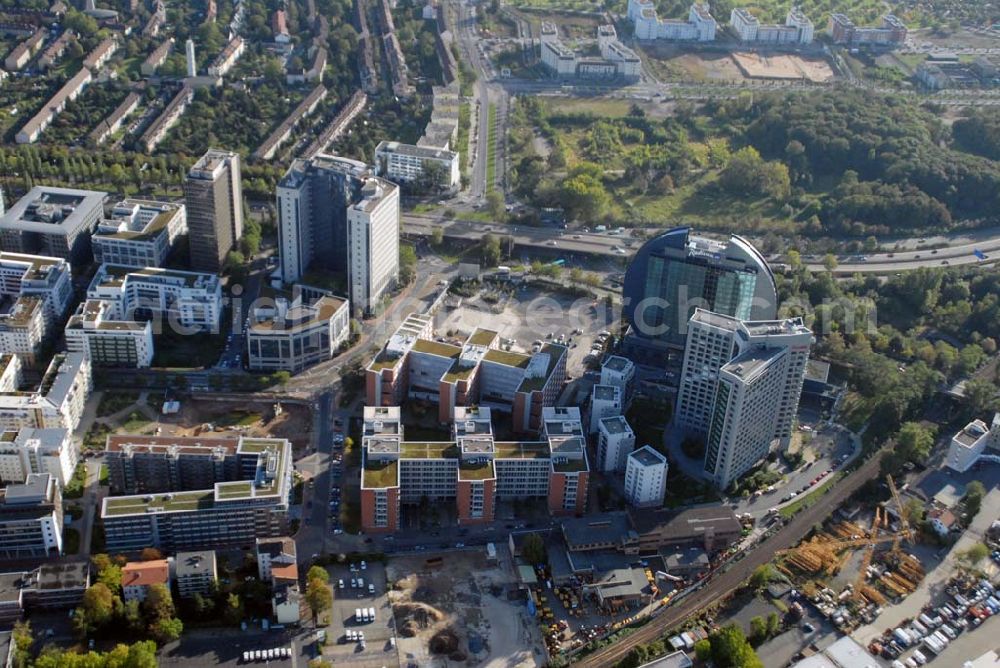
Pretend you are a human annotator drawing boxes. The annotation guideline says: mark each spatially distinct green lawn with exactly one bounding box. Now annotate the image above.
[780,473,844,519]
[120,411,153,433]
[64,464,87,500]
[97,391,141,417]
[486,103,498,192]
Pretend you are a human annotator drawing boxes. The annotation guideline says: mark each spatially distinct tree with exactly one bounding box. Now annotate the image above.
[307,565,330,583]
[81,583,116,628]
[150,616,183,644]
[965,480,986,518]
[11,621,31,668]
[960,542,989,565]
[822,253,838,272]
[124,598,144,634]
[308,659,333,668]
[305,577,332,617]
[431,226,444,246]
[896,422,936,463]
[749,616,768,646]
[694,639,712,662]
[224,592,244,625]
[904,497,926,526]
[140,547,163,561]
[143,583,175,622]
[766,612,780,637]
[486,190,506,223]
[710,624,764,668]
[95,563,123,595]
[481,233,502,267]
[399,244,418,285]
[749,564,773,592]
[521,533,547,565]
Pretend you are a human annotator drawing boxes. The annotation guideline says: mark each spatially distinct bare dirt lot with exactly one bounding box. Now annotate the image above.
[158,400,314,451]
[387,551,543,668]
[730,52,834,81]
[641,47,746,81]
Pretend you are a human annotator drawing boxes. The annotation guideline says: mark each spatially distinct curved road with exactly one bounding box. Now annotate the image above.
[402,213,1000,273]
[572,448,885,668]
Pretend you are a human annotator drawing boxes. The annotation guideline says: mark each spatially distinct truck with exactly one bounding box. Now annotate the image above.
[893,628,912,648]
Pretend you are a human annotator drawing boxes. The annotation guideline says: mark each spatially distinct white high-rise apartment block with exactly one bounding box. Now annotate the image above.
[629,0,716,41]
[65,299,155,368]
[0,252,73,328]
[601,355,635,404]
[676,309,812,489]
[87,264,223,332]
[276,155,401,316]
[730,7,813,45]
[374,141,460,191]
[945,413,1000,473]
[347,177,400,316]
[597,415,636,473]
[624,445,667,507]
[0,428,77,487]
[92,200,187,269]
[0,353,92,433]
[589,384,622,434]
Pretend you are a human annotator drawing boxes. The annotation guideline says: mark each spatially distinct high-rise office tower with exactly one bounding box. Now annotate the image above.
[675,309,812,489]
[621,227,776,365]
[276,155,399,316]
[184,149,243,273]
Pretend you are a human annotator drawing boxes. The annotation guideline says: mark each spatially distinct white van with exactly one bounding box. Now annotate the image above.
[368,606,376,621]
[356,608,363,623]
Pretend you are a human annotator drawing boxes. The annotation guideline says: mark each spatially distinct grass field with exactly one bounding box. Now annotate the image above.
[458,102,471,176]
[780,473,844,519]
[486,103,498,192]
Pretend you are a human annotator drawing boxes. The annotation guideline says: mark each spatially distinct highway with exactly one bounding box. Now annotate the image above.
[572,447,886,667]
[401,213,1000,273]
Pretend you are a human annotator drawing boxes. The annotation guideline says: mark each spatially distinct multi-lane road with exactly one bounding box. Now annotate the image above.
[401,212,1000,274]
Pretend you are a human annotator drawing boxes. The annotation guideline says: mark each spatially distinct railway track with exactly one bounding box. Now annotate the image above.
[572,449,884,667]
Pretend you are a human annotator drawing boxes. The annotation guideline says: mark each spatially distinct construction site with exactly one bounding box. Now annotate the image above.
[772,476,926,633]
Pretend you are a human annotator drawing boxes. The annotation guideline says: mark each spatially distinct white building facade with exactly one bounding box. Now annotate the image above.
[92,200,188,269]
[87,265,223,332]
[0,428,76,487]
[675,309,812,489]
[625,445,667,507]
[597,415,636,473]
[347,178,400,316]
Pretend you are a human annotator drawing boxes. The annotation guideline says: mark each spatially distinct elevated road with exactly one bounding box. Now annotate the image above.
[572,449,885,667]
[401,213,1000,273]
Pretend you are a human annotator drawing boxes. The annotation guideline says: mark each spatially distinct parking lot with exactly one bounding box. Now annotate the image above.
[320,560,398,668]
[436,284,615,374]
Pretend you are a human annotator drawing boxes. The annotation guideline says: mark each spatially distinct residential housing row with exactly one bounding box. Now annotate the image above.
[360,406,589,533]
[625,2,904,48]
[540,23,641,82]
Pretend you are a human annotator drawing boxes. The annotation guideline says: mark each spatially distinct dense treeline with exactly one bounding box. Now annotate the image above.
[780,258,1000,446]
[510,90,1000,236]
[952,109,1000,161]
[738,90,1000,234]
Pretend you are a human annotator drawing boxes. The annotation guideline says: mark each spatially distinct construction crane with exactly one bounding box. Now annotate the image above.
[886,475,915,551]
[852,507,882,604]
